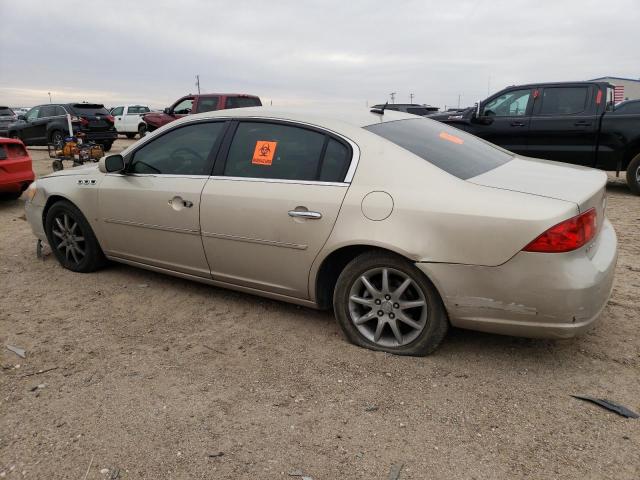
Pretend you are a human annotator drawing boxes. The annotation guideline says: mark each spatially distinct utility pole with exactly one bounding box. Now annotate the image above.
[195,75,201,94]
[487,75,491,96]
[458,94,462,108]
[409,93,414,104]
[48,92,52,103]
[390,92,396,104]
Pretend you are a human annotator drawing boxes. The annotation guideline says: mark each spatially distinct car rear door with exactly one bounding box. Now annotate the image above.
[475,87,534,154]
[98,120,228,277]
[527,84,598,166]
[200,120,355,299]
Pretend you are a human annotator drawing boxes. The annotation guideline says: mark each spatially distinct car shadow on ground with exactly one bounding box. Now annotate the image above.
[101,261,573,362]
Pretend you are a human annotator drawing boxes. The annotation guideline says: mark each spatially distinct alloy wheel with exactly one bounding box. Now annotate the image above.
[51,213,86,266]
[348,267,428,348]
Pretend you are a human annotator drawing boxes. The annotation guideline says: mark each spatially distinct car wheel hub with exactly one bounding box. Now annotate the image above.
[348,267,428,348]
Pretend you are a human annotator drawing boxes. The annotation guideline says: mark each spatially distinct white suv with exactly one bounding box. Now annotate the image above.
[110,105,150,139]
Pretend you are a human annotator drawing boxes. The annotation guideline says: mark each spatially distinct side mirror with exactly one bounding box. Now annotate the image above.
[163,107,171,114]
[99,154,125,173]
[474,101,481,119]
[18,114,26,121]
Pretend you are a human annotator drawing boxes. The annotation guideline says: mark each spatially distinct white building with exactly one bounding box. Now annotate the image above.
[590,76,640,101]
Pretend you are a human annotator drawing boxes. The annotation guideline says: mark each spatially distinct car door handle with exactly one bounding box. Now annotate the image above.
[510,121,526,127]
[168,197,193,208]
[288,210,322,219]
[574,121,592,126]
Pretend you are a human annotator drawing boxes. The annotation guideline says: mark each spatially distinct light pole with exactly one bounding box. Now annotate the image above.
[48,92,52,103]
[195,75,201,94]
[409,93,414,104]
[390,92,396,104]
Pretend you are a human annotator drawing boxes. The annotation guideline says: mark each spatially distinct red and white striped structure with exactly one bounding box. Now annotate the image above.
[613,85,625,103]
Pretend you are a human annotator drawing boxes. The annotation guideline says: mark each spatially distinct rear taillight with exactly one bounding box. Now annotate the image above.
[523,208,597,253]
[71,115,90,126]
[105,115,114,123]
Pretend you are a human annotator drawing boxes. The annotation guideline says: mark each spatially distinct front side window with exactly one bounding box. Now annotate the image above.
[172,99,193,115]
[538,87,589,115]
[129,122,225,175]
[25,107,40,121]
[365,118,513,180]
[484,89,531,117]
[111,107,124,116]
[195,97,219,113]
[224,122,348,182]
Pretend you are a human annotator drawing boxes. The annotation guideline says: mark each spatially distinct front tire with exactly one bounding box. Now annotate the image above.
[45,200,106,272]
[626,153,640,195]
[333,251,448,356]
[138,123,147,138]
[102,141,113,152]
[50,130,65,146]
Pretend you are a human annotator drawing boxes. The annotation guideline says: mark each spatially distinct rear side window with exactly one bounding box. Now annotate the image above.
[538,87,589,115]
[225,97,261,109]
[69,104,110,116]
[195,97,219,113]
[127,106,149,114]
[55,106,67,116]
[223,122,350,182]
[364,118,513,180]
[39,105,56,118]
[0,108,14,117]
[130,122,225,175]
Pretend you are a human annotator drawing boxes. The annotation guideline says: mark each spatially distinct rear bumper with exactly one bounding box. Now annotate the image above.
[0,170,35,192]
[417,219,618,339]
[79,130,118,142]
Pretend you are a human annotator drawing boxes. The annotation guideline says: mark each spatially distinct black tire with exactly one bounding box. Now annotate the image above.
[0,191,22,200]
[102,141,113,152]
[138,123,147,138]
[626,153,640,195]
[333,251,448,356]
[49,130,65,146]
[45,200,106,273]
[125,133,136,139]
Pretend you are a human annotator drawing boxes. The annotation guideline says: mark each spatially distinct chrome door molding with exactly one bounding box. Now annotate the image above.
[209,176,349,187]
[104,218,200,235]
[201,231,308,250]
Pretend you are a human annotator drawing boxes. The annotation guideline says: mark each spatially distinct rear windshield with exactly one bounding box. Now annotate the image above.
[364,118,513,180]
[225,96,262,109]
[0,107,15,116]
[69,104,110,115]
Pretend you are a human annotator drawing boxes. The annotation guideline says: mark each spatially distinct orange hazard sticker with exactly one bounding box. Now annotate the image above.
[439,131,464,145]
[252,141,277,165]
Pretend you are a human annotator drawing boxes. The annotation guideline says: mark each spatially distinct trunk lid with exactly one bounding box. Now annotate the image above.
[469,156,608,231]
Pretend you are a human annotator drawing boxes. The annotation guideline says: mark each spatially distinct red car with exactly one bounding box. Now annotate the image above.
[0,138,35,199]
[142,93,261,133]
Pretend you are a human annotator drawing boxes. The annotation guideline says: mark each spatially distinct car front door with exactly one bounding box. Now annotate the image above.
[475,88,534,155]
[97,120,228,277]
[19,106,43,144]
[200,120,355,299]
[170,97,194,120]
[527,85,598,166]
[111,106,125,132]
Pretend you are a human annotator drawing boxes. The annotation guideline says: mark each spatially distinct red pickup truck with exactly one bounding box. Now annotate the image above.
[143,93,261,133]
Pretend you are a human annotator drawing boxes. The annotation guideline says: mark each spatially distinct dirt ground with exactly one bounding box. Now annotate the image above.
[1,138,639,479]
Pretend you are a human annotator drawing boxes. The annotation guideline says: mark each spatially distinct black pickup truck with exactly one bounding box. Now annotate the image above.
[428,81,640,194]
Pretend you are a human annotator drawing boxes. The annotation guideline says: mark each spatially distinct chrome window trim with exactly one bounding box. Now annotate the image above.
[105,173,210,179]
[119,115,361,183]
[209,176,348,187]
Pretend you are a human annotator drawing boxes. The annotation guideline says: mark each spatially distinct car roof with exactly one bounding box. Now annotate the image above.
[185,106,417,128]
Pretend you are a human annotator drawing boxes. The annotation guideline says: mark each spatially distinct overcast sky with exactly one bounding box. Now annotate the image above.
[1,0,638,110]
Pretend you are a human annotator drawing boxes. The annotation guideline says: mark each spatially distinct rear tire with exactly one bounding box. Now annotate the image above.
[626,153,640,195]
[50,130,64,146]
[138,124,148,137]
[45,200,106,273]
[102,141,113,152]
[333,251,448,356]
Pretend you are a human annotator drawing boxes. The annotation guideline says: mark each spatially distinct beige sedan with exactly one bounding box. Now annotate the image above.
[24,107,617,355]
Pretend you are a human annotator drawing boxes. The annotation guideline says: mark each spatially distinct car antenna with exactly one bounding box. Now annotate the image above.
[370,102,387,115]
